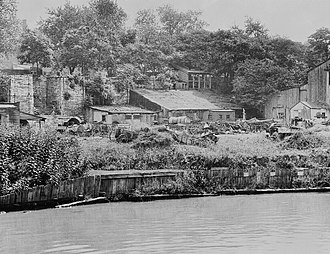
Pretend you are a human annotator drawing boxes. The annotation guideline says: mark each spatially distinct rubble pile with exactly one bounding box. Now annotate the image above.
[280,132,323,150]
[132,132,172,149]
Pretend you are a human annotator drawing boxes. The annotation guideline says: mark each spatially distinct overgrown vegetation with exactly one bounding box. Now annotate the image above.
[79,128,330,194]
[2,126,330,196]
[0,126,87,195]
[3,0,327,112]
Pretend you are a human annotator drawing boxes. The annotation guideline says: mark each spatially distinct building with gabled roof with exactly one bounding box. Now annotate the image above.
[86,105,156,126]
[290,101,328,121]
[129,89,241,123]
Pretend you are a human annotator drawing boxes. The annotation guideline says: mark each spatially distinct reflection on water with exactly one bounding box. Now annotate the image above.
[1,193,330,254]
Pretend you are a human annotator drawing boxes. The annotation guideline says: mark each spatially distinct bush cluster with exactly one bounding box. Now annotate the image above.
[0,126,86,195]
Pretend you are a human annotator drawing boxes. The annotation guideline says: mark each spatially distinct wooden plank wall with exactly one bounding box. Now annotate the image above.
[207,167,330,189]
[307,59,330,105]
[0,175,101,210]
[264,87,301,124]
[100,173,177,198]
[1,168,330,210]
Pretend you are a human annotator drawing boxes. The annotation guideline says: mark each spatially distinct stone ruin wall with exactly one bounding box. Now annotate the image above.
[9,75,34,114]
[34,76,85,116]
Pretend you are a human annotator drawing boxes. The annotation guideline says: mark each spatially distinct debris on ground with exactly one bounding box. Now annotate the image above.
[280,132,323,150]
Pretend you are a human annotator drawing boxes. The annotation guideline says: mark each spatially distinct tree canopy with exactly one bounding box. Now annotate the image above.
[0,0,21,55]
[18,29,53,68]
[233,59,296,109]
[13,1,330,112]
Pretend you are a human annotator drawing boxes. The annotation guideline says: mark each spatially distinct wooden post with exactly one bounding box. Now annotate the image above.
[198,75,201,89]
[204,75,206,89]
[209,75,212,89]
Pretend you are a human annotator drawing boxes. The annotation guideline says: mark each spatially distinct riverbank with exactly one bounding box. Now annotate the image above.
[2,167,330,212]
[2,126,330,212]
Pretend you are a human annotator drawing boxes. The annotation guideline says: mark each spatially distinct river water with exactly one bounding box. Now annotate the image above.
[1,193,330,254]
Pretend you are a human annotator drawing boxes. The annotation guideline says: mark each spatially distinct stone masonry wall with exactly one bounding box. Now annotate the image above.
[34,76,84,116]
[9,75,34,114]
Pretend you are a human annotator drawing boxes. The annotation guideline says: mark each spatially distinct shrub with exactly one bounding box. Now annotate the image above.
[0,126,86,195]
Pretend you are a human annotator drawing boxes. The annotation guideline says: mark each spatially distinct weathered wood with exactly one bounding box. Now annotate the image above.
[44,184,53,201]
[33,186,41,202]
[73,177,85,198]
[22,189,29,204]
[51,184,60,200]
[9,193,16,204]
[84,176,95,198]
[15,191,22,204]
[27,189,34,203]
[4,167,330,211]
[94,175,101,197]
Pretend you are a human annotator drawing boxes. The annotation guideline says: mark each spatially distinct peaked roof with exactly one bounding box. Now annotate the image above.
[307,58,330,73]
[300,101,322,109]
[133,89,230,111]
[292,101,322,109]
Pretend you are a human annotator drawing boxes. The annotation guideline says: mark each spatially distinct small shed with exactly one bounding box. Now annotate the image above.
[290,101,328,120]
[0,103,20,125]
[87,105,156,126]
[208,109,235,122]
[19,112,46,128]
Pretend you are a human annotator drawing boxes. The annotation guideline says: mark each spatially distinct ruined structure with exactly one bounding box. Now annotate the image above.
[34,76,84,116]
[0,68,34,114]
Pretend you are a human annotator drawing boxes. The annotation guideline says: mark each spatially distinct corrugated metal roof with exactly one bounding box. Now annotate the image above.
[90,105,155,114]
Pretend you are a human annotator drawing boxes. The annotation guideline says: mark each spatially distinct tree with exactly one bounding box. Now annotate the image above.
[157,5,207,37]
[233,59,296,110]
[40,0,126,74]
[88,0,127,34]
[0,0,21,55]
[18,29,53,69]
[307,27,330,67]
[269,37,308,85]
[84,76,113,105]
[58,27,100,74]
[120,29,136,46]
[244,17,268,38]
[135,9,159,44]
[175,30,211,70]
[40,3,85,49]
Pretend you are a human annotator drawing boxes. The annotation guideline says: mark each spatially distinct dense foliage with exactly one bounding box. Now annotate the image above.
[9,1,330,110]
[0,127,86,195]
[0,0,21,55]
